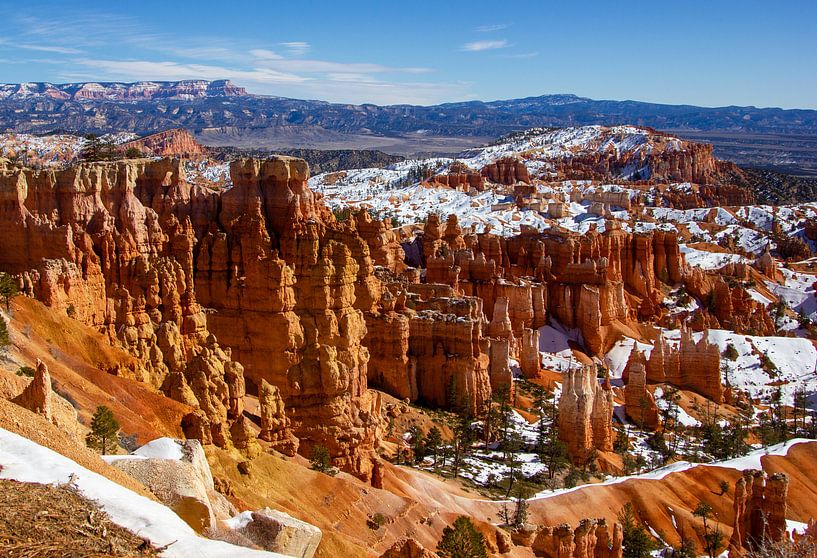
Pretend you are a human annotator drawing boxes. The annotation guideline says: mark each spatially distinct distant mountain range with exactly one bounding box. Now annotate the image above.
[2,80,816,174]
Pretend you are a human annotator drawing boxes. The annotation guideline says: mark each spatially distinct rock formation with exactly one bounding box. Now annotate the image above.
[258,379,298,456]
[730,470,790,554]
[520,327,541,378]
[380,538,436,558]
[623,350,661,430]
[0,156,386,479]
[111,438,235,533]
[118,128,207,158]
[481,157,531,185]
[558,365,614,462]
[354,210,406,273]
[11,359,52,422]
[645,326,723,403]
[531,519,623,558]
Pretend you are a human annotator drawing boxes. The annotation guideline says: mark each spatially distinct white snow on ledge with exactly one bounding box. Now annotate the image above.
[528,438,815,502]
[0,428,285,558]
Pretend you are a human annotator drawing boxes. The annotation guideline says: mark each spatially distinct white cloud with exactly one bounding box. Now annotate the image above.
[502,51,539,59]
[249,49,283,60]
[0,38,81,55]
[280,41,310,56]
[72,59,309,85]
[461,40,509,52]
[253,56,431,75]
[475,24,509,32]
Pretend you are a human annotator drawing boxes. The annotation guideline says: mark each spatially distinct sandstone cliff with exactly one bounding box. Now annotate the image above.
[0,156,383,480]
[558,365,614,462]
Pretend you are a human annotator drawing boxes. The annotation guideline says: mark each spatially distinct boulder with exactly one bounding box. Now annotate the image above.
[109,438,230,533]
[226,508,322,558]
[380,537,436,558]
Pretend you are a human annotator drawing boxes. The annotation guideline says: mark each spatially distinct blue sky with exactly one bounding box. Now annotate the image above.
[1,0,815,108]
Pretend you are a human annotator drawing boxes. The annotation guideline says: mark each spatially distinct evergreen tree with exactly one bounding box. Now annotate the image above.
[673,528,697,558]
[426,426,442,466]
[0,315,9,347]
[534,393,569,481]
[511,483,531,527]
[436,516,488,558]
[793,389,808,435]
[124,146,143,158]
[447,375,460,413]
[85,405,120,455]
[503,430,523,497]
[407,425,426,463]
[80,134,102,161]
[618,503,658,558]
[0,273,18,312]
[494,384,513,444]
[451,414,475,479]
[310,444,336,475]
[694,502,724,558]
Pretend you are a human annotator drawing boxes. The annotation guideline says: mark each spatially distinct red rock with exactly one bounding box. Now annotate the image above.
[646,326,723,403]
[480,156,531,185]
[118,129,207,158]
[258,379,298,457]
[380,538,436,558]
[558,365,614,462]
[730,470,790,554]
[623,350,661,430]
[12,359,52,422]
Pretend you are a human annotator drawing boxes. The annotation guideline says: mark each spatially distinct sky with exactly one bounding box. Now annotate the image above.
[0,0,815,109]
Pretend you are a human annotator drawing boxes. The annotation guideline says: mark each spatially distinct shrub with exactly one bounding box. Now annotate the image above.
[310,444,337,476]
[722,343,739,361]
[16,366,35,377]
[437,516,488,558]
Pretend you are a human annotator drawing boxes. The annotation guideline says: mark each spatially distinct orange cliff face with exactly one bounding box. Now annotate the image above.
[117,128,208,158]
[0,156,379,479]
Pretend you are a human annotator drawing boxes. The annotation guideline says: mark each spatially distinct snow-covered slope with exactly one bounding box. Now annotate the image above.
[604,329,817,406]
[0,428,285,558]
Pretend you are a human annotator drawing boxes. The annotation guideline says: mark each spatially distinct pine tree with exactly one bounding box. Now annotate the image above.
[451,414,474,479]
[0,315,9,347]
[618,503,658,558]
[0,273,18,312]
[310,444,336,475]
[81,134,102,161]
[437,516,488,558]
[694,502,724,558]
[426,426,442,467]
[407,425,425,463]
[85,405,120,455]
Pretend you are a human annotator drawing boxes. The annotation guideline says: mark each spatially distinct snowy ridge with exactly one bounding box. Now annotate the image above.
[527,438,814,502]
[0,428,285,558]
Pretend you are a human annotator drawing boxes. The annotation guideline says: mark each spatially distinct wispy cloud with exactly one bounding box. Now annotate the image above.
[280,41,310,56]
[0,37,81,55]
[461,40,509,52]
[475,24,510,33]
[250,50,431,75]
[501,51,539,59]
[70,59,309,84]
[16,43,82,54]
[249,49,283,60]
[4,10,472,105]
